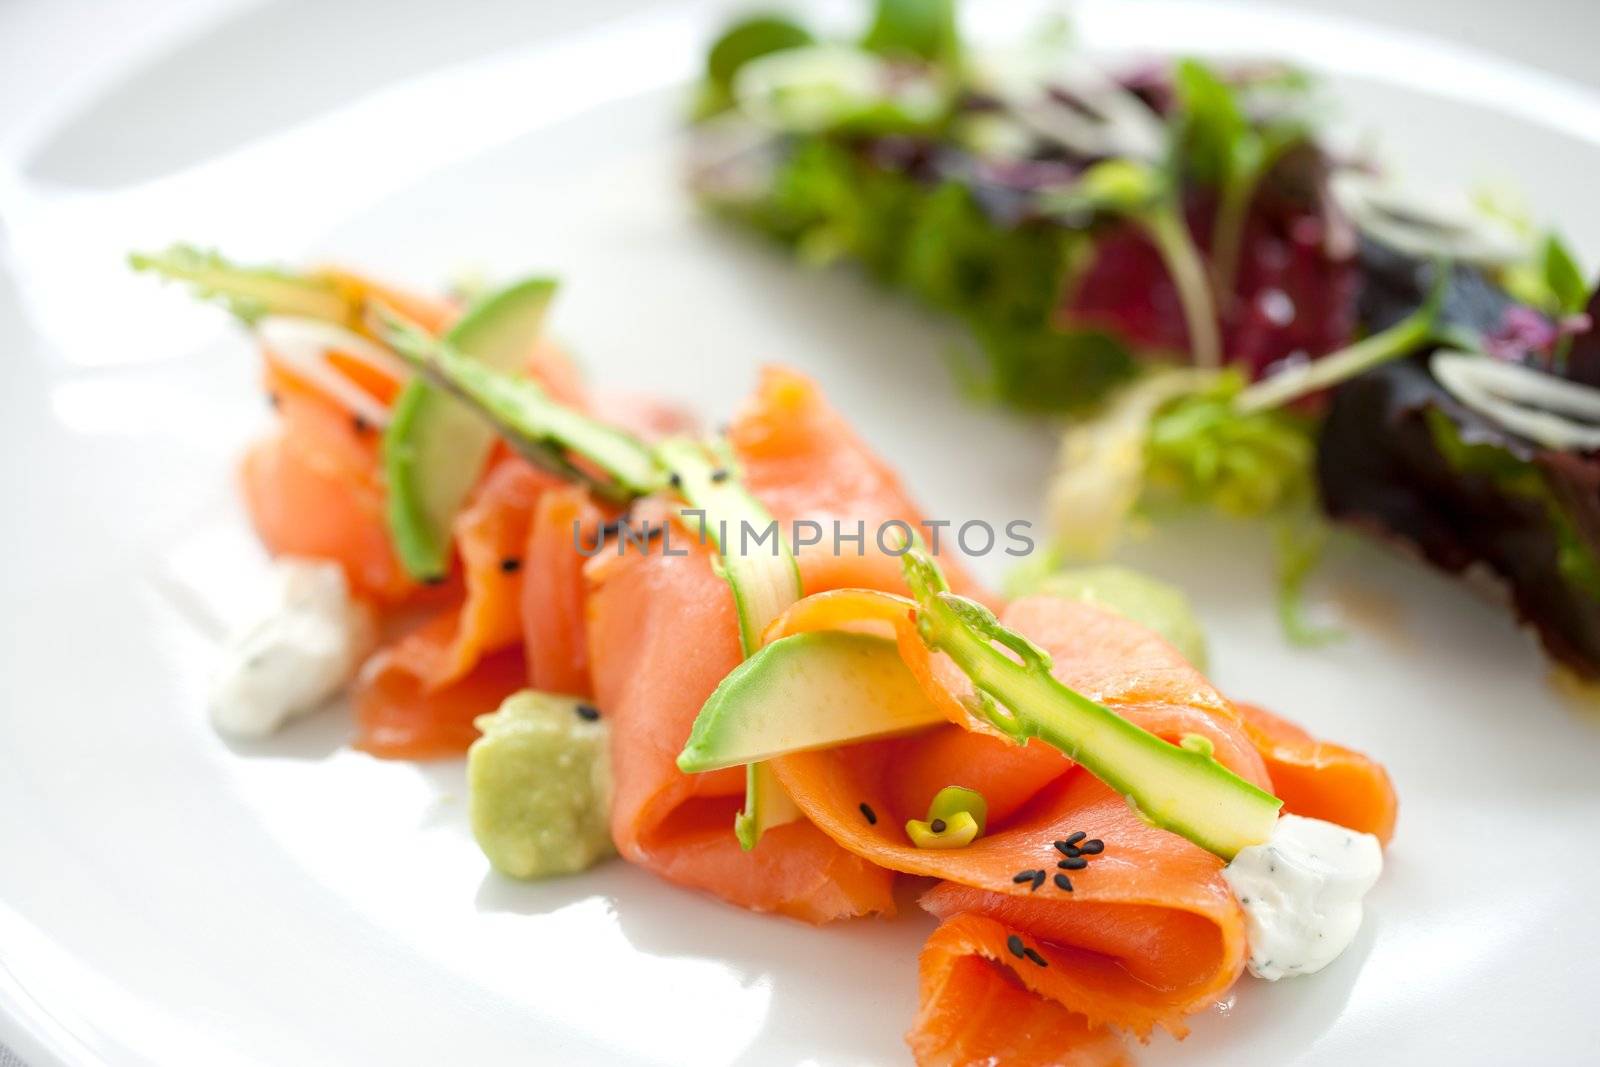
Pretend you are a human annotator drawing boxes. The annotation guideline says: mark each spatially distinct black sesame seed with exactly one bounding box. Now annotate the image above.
[859,803,877,825]
[929,818,947,834]
[575,703,601,722]
[499,557,522,574]
[1006,935,1025,959]
[1057,857,1087,870]
[1012,870,1037,885]
[668,472,683,490]
[710,468,730,484]
[1023,948,1048,968]
[352,414,371,435]
[1078,839,1104,855]
[1054,873,1073,892]
[1064,831,1087,847]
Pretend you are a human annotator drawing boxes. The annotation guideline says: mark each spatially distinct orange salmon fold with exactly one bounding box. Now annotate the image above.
[1231,701,1398,844]
[731,366,985,600]
[772,597,1262,1062]
[242,364,417,605]
[770,590,1394,1065]
[588,367,974,921]
[586,540,896,922]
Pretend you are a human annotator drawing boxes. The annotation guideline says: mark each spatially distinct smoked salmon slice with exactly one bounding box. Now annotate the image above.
[587,367,973,921]
[521,485,611,697]
[913,913,1133,1067]
[354,645,529,759]
[585,538,896,921]
[379,457,558,692]
[771,591,1390,1064]
[241,371,416,605]
[1231,701,1398,844]
[732,367,985,599]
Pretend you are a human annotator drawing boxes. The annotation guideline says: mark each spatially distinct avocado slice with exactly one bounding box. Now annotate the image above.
[678,630,944,772]
[903,549,1281,860]
[655,437,804,849]
[381,282,666,579]
[655,437,802,654]
[381,279,558,579]
[384,313,659,501]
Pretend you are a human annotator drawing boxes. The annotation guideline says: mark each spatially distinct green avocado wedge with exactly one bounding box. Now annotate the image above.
[655,437,802,655]
[382,278,559,580]
[384,316,660,502]
[678,630,945,773]
[656,437,804,849]
[902,548,1281,860]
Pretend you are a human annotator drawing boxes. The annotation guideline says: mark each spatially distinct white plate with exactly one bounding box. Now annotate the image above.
[4,1,1600,1064]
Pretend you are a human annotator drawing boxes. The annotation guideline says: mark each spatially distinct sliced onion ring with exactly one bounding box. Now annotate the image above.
[1332,173,1528,266]
[1013,66,1165,163]
[1431,350,1600,452]
[255,316,402,429]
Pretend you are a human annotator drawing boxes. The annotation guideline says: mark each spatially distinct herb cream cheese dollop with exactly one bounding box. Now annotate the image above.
[1222,814,1383,980]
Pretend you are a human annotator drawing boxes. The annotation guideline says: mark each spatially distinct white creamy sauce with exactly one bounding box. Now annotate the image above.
[1222,814,1383,981]
[209,559,375,739]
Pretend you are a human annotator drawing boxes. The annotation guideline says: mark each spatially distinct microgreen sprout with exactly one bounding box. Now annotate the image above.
[1042,159,1223,369]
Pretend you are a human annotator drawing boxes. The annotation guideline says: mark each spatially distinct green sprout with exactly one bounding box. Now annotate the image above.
[1043,159,1223,369]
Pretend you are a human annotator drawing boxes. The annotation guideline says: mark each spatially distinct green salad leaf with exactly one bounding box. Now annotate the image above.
[1273,521,1342,646]
[1539,233,1591,317]
[712,138,1136,410]
[860,0,961,65]
[708,15,816,95]
[1172,59,1250,189]
[1171,59,1311,293]
[1144,371,1317,518]
[1427,409,1600,601]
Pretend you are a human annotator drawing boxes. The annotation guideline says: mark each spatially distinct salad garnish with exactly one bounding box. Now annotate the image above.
[690,0,1600,679]
[905,784,988,849]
